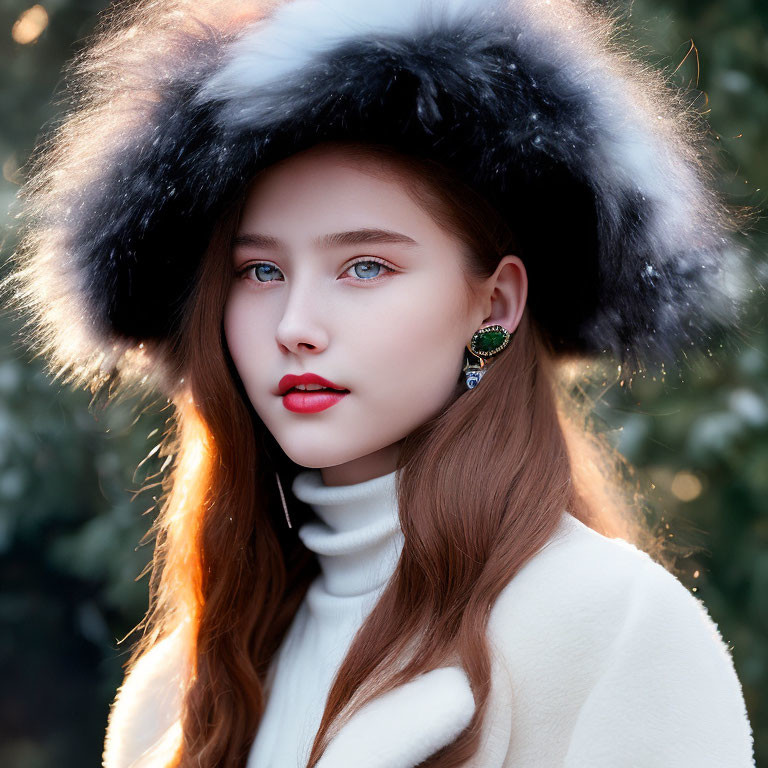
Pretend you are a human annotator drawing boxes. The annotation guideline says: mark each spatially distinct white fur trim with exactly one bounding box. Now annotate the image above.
[316,665,476,768]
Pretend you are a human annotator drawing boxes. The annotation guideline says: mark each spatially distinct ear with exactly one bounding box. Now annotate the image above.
[478,255,528,333]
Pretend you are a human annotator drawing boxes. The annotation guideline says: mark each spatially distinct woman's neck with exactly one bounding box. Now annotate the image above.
[319,440,403,487]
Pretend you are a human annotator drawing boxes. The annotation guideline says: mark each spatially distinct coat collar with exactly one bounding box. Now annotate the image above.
[317,665,475,767]
[317,658,513,768]
[116,662,515,768]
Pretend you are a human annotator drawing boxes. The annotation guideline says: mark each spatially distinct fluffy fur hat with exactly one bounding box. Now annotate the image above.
[7,0,758,394]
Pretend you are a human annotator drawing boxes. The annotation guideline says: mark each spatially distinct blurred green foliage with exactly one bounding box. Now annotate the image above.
[0,0,766,766]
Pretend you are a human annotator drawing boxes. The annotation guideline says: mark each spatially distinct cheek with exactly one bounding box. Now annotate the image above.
[359,274,469,408]
[223,291,267,389]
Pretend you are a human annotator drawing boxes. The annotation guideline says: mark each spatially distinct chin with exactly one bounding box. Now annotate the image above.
[272,438,352,471]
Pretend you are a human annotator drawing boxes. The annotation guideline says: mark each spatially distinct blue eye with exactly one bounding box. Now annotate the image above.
[342,257,398,281]
[253,264,281,283]
[348,260,388,279]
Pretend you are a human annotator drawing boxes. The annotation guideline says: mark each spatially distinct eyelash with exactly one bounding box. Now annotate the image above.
[235,256,398,285]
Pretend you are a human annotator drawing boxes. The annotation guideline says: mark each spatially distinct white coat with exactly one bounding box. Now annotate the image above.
[102,512,756,767]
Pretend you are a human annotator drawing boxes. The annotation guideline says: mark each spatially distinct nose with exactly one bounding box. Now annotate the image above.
[274,279,330,355]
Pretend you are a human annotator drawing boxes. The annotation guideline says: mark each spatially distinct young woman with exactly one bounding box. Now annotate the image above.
[6,0,759,766]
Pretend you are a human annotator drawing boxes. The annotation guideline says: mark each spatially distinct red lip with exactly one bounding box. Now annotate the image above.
[277,372,349,396]
[282,389,348,413]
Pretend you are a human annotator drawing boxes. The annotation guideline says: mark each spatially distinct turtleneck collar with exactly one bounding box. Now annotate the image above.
[291,468,403,602]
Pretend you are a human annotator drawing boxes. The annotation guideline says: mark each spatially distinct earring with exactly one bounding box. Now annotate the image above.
[275,471,292,528]
[463,324,512,390]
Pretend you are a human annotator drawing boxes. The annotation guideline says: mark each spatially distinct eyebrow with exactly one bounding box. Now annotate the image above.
[232,228,420,250]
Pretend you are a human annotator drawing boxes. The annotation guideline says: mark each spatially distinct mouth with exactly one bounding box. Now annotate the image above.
[281,386,350,414]
[282,385,350,396]
[277,373,349,396]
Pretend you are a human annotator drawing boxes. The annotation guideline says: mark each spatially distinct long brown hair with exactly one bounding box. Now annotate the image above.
[125,139,686,767]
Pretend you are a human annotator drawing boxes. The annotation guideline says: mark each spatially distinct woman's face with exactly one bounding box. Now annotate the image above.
[224,144,525,486]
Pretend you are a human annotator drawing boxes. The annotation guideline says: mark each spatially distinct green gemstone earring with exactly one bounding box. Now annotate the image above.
[462,324,512,390]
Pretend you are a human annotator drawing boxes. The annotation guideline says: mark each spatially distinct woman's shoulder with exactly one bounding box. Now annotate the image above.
[488,510,738,670]
[490,511,732,638]
[487,512,756,766]
[102,626,188,768]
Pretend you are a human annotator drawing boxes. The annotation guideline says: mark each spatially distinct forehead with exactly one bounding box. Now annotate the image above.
[237,145,452,245]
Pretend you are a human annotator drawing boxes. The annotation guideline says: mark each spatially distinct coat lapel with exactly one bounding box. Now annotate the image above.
[106,652,514,768]
[316,666,476,768]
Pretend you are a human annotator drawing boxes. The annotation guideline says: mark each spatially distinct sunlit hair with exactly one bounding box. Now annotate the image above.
[117,139,693,767]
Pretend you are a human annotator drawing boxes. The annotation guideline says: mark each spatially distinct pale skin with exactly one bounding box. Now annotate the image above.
[224,143,527,487]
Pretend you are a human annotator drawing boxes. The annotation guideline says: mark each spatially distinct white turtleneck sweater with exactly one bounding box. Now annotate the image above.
[246,468,404,768]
